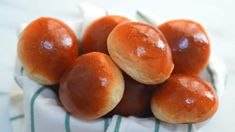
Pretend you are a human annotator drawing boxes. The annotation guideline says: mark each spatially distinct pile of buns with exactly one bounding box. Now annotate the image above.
[17,15,218,124]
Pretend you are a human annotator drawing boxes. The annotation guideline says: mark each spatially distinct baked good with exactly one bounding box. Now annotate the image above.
[107,22,174,84]
[151,74,218,123]
[18,17,78,85]
[82,15,129,54]
[109,74,153,117]
[158,19,210,74]
[59,52,124,120]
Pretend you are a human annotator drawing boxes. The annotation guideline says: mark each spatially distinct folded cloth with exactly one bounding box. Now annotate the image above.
[12,3,227,132]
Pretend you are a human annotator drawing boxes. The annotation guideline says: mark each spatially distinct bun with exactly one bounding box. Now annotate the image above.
[151,74,218,124]
[158,20,210,74]
[107,22,174,84]
[82,15,129,54]
[59,52,124,120]
[109,74,153,117]
[18,17,78,85]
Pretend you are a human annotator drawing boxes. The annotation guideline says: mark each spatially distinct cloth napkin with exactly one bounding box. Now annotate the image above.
[12,3,227,132]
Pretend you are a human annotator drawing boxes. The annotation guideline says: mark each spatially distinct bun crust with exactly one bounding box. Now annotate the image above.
[151,74,218,124]
[18,17,78,85]
[107,22,174,84]
[158,20,210,74]
[109,74,153,117]
[59,52,124,120]
[82,15,129,54]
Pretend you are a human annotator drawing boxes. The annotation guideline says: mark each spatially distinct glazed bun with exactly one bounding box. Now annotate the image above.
[82,15,130,54]
[18,17,78,85]
[59,52,124,120]
[107,22,174,85]
[151,74,218,124]
[109,74,153,117]
[158,20,210,74]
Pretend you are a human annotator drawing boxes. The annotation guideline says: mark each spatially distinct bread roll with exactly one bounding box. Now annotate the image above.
[82,15,129,54]
[158,20,210,74]
[107,22,174,84]
[59,52,124,120]
[151,74,218,124]
[109,74,154,117]
[18,17,78,85]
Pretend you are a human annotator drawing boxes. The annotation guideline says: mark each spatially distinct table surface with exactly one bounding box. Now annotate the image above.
[0,0,235,131]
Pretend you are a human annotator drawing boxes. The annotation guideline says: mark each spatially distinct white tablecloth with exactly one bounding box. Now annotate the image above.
[1,0,235,131]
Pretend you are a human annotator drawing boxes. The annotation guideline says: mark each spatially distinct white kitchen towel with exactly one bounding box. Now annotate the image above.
[12,3,227,132]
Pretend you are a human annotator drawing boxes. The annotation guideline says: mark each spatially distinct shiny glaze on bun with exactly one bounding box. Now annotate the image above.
[107,22,174,84]
[18,17,78,85]
[151,74,218,124]
[82,15,129,54]
[59,52,124,120]
[159,20,210,74]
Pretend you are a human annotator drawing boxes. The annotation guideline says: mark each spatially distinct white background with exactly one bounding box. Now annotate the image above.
[0,0,235,131]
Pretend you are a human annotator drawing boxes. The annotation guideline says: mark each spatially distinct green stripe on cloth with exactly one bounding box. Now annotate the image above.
[114,116,122,132]
[104,118,109,132]
[14,77,23,88]
[30,87,47,132]
[187,124,192,132]
[15,67,24,88]
[206,65,217,91]
[154,119,160,132]
[20,67,24,75]
[10,114,25,121]
[136,10,157,26]
[65,112,71,132]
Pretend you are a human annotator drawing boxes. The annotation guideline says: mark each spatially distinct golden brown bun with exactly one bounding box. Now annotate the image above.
[107,22,174,85]
[82,15,130,54]
[59,52,124,120]
[151,74,218,124]
[158,20,210,74]
[109,74,154,117]
[18,17,79,85]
